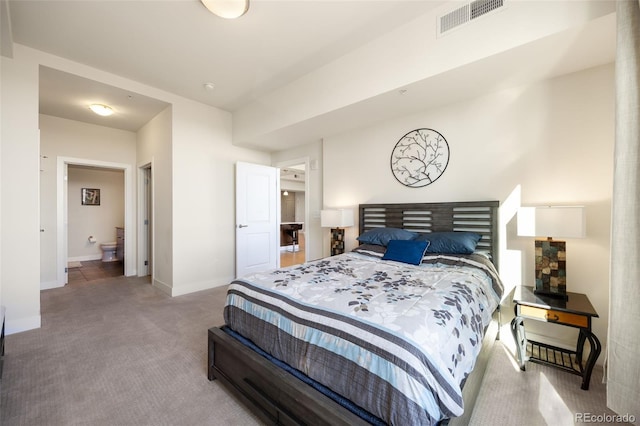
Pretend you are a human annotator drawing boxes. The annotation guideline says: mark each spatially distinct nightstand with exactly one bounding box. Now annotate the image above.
[510,286,601,390]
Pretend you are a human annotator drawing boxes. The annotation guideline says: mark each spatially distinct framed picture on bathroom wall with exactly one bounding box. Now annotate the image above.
[81,188,100,206]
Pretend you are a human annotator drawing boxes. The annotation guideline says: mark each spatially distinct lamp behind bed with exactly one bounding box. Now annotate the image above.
[321,209,354,256]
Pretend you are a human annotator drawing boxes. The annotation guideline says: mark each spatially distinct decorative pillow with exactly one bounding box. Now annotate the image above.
[382,239,430,265]
[356,227,417,247]
[351,244,386,258]
[415,231,482,254]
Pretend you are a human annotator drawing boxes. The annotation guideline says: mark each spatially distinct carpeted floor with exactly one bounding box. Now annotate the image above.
[1,276,628,425]
[1,276,263,426]
[469,336,628,426]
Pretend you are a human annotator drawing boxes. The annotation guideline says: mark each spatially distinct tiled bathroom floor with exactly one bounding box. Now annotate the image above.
[67,260,124,285]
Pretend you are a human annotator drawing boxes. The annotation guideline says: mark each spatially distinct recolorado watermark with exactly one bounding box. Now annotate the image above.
[575,412,636,423]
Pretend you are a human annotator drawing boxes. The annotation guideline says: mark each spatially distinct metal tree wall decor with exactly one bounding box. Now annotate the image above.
[390,128,450,188]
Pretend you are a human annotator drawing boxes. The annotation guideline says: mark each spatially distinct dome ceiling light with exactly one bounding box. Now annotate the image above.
[89,103,114,117]
[200,0,249,19]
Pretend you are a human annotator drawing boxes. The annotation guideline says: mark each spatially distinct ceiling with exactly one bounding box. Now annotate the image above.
[7,0,441,132]
[281,165,305,183]
[39,66,171,132]
[5,0,616,150]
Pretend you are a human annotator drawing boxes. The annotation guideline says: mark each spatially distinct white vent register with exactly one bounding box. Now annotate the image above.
[438,0,505,36]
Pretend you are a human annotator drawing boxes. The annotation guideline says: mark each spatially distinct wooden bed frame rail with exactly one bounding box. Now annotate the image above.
[208,327,371,425]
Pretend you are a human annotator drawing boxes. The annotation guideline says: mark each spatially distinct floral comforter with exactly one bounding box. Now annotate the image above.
[224,251,503,425]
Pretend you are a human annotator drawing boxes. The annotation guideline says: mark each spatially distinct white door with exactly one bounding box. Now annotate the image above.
[235,162,280,277]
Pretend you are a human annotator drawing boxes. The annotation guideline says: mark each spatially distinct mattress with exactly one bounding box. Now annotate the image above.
[224,251,503,425]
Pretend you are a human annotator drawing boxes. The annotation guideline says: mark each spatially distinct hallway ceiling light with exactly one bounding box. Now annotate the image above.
[89,103,114,116]
[200,0,249,19]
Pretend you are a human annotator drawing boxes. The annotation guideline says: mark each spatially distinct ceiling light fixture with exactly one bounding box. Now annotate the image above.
[200,0,249,19]
[89,104,114,117]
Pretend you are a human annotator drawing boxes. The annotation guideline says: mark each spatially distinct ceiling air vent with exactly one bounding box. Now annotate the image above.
[438,0,505,37]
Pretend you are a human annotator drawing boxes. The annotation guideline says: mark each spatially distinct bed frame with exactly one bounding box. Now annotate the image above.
[209,200,500,425]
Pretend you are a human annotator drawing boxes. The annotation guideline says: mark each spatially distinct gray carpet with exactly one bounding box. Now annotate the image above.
[469,337,627,426]
[1,276,626,425]
[1,276,263,426]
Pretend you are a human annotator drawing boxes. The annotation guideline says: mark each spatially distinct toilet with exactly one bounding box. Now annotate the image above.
[100,242,117,262]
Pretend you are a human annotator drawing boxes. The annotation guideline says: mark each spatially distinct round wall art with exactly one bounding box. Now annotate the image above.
[390,128,450,188]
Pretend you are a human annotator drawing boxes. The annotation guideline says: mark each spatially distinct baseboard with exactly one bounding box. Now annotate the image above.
[171,278,231,297]
[152,278,172,296]
[68,254,102,262]
[524,331,575,352]
[6,314,41,335]
[154,277,231,297]
[41,280,63,291]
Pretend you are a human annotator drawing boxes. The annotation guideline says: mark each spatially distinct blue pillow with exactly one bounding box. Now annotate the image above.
[382,240,430,265]
[356,227,417,247]
[415,231,481,254]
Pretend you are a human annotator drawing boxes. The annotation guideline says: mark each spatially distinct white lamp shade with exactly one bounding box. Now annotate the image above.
[201,0,249,19]
[320,209,354,228]
[517,206,586,239]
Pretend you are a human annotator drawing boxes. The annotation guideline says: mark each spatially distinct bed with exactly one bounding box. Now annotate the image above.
[208,201,503,425]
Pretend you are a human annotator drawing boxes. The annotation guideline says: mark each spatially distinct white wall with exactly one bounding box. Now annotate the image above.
[1,49,41,333]
[323,64,614,359]
[294,192,305,224]
[170,100,270,296]
[39,114,137,288]
[281,180,305,192]
[67,167,124,260]
[137,106,173,292]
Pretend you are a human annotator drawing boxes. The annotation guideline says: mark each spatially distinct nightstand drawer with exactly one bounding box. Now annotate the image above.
[520,305,588,328]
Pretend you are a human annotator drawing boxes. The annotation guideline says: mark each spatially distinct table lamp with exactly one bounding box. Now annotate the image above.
[320,209,354,256]
[517,206,586,300]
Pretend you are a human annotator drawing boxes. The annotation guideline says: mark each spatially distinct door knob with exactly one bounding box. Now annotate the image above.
[238,224,248,228]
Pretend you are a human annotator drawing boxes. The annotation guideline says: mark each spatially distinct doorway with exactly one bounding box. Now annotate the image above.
[279,161,308,267]
[138,164,153,278]
[66,165,125,284]
[56,157,135,287]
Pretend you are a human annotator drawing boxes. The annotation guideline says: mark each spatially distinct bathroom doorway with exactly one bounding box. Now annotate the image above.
[55,157,134,288]
[66,165,125,284]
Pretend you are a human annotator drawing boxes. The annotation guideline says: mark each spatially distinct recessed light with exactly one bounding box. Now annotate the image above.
[204,82,216,91]
[89,104,114,116]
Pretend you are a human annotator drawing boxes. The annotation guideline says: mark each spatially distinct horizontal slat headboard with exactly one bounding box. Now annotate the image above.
[359,201,500,268]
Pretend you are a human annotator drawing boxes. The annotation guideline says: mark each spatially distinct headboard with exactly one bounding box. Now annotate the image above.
[359,201,500,268]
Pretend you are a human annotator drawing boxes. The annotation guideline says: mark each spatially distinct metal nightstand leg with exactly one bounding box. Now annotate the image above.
[510,315,527,371]
[579,329,602,390]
